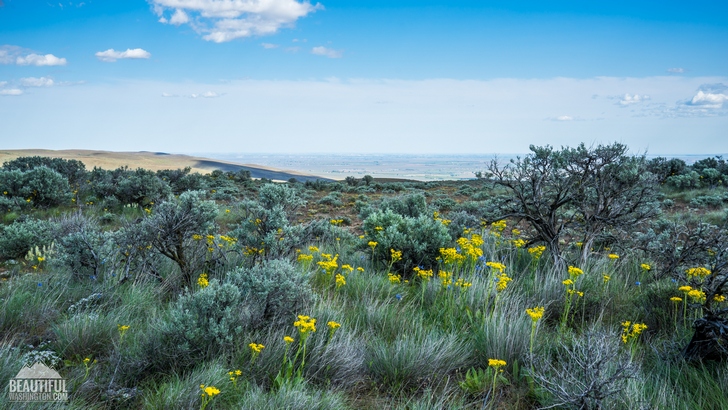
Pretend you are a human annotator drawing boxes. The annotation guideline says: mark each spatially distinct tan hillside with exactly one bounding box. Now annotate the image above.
[0,149,332,182]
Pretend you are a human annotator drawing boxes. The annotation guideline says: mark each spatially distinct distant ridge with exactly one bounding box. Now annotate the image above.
[0,149,334,182]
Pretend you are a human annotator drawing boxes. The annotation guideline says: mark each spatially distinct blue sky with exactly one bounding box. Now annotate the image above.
[1,0,726,155]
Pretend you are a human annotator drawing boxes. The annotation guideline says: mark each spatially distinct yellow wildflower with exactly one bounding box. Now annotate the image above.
[197,273,209,288]
[248,343,265,354]
[284,336,294,344]
[327,321,341,330]
[670,296,682,302]
[526,307,545,322]
[640,263,651,271]
[686,267,711,279]
[495,273,512,292]
[488,358,507,368]
[486,261,506,273]
[335,273,346,288]
[390,249,402,263]
[567,266,584,277]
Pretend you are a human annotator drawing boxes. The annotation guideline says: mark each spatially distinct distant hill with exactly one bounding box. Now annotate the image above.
[0,149,334,182]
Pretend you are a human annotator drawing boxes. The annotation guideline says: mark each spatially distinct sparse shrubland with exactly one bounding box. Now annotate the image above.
[1,146,728,409]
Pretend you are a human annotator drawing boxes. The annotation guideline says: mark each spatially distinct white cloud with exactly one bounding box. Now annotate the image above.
[169,8,189,25]
[261,43,279,49]
[95,48,151,62]
[16,53,67,66]
[684,84,728,109]
[20,77,55,87]
[0,81,6,87]
[668,67,685,74]
[0,89,23,96]
[619,93,650,106]
[190,91,220,98]
[151,0,322,43]
[311,46,342,58]
[161,92,178,97]
[553,115,574,121]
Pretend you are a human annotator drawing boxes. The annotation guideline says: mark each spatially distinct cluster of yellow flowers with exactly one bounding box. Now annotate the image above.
[486,261,506,273]
[495,273,512,292]
[567,266,584,277]
[309,246,320,253]
[439,247,464,265]
[368,241,378,249]
[327,321,341,330]
[413,266,433,281]
[297,253,314,263]
[687,289,706,302]
[488,358,507,368]
[243,246,264,256]
[433,211,451,226]
[228,369,242,383]
[330,219,343,226]
[439,270,453,288]
[200,384,220,410]
[640,263,651,271]
[620,321,647,344]
[390,249,403,263]
[526,307,545,322]
[527,245,546,260]
[608,253,620,260]
[490,220,507,234]
[335,273,346,289]
[317,253,339,275]
[294,315,317,334]
[686,267,711,279]
[249,343,265,354]
[200,384,220,397]
[511,239,526,248]
[197,273,209,288]
[456,234,485,260]
[388,273,402,284]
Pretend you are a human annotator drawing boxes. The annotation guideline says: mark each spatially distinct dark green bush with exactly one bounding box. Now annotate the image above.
[0,218,57,261]
[362,209,451,275]
[379,191,428,218]
[0,166,71,207]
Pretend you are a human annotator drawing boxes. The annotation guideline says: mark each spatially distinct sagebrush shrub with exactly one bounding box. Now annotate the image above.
[226,259,314,328]
[362,209,451,275]
[0,218,57,261]
[168,281,245,351]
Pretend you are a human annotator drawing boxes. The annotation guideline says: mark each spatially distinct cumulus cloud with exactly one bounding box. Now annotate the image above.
[553,115,574,121]
[0,89,23,96]
[668,67,685,74]
[686,84,728,109]
[151,0,322,42]
[16,53,67,66]
[169,8,189,25]
[95,48,151,62]
[619,93,650,106]
[1,46,67,66]
[261,43,279,49]
[311,46,342,58]
[20,77,55,87]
